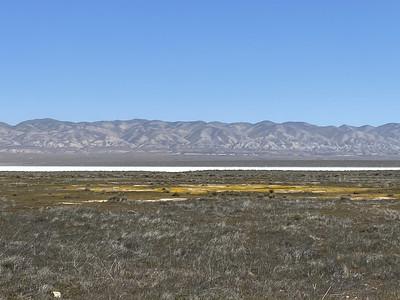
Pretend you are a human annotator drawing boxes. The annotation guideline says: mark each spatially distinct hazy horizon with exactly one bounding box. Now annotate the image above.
[3,117,400,128]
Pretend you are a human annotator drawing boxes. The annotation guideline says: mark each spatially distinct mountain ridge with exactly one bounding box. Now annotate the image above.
[1,118,400,157]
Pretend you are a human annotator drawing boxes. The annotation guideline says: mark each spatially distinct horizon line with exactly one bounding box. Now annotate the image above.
[2,117,400,129]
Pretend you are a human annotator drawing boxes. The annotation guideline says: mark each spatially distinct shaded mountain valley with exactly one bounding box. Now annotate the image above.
[2,118,400,157]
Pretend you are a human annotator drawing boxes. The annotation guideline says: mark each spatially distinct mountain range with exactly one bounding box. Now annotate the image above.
[1,118,400,157]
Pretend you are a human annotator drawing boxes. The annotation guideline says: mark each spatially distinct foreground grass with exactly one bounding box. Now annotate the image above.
[1,194,400,299]
[1,171,400,299]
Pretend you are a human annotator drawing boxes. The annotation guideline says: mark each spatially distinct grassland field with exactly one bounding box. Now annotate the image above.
[1,171,400,299]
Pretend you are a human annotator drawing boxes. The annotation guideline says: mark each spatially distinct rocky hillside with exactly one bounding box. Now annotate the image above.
[1,118,400,157]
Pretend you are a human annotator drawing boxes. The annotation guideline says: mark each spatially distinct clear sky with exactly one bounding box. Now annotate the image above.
[1,1,400,126]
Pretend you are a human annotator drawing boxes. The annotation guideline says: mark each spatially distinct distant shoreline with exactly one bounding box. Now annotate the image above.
[2,153,400,168]
[1,166,400,172]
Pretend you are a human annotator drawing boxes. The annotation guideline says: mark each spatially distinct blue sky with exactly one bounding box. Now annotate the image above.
[1,1,400,126]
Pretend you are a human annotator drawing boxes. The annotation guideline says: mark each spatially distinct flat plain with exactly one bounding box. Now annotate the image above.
[1,171,400,299]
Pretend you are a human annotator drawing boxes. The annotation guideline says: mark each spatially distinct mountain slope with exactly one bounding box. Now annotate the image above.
[1,118,400,157]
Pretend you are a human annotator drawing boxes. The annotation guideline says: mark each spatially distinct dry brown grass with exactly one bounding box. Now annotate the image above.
[1,171,400,299]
